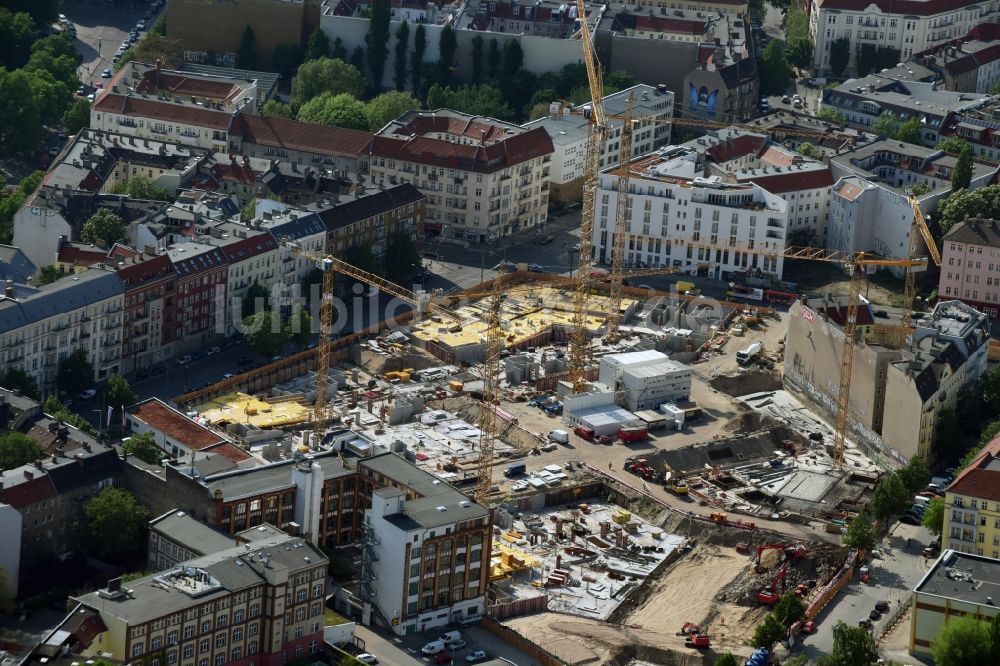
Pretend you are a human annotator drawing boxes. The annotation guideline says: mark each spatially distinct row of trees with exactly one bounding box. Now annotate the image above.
[0,169,42,243]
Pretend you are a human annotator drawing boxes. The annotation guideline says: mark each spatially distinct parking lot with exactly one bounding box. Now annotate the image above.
[349,623,541,666]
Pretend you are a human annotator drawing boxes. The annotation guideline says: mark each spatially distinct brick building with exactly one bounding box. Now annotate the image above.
[118,253,176,376]
[167,243,228,355]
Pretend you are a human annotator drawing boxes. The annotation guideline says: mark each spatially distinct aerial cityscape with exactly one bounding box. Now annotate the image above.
[3,1,1000,666]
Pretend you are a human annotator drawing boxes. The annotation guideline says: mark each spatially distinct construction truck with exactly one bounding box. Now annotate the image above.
[736,341,763,365]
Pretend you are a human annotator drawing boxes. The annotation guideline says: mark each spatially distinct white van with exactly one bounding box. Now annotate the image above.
[421,640,446,655]
[439,630,461,643]
[913,495,931,505]
[547,429,569,444]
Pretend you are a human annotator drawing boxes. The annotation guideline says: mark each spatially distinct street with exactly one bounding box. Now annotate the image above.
[62,0,162,87]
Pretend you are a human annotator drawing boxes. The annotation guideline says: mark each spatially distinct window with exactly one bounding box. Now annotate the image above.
[132,644,144,657]
[311,602,322,617]
[199,660,208,666]
[248,624,259,637]
[200,639,210,654]
[217,616,228,629]
[167,650,177,665]
[152,637,163,650]
[296,589,307,602]
[295,607,306,621]
[312,583,323,597]
[183,645,194,659]
[294,626,304,639]
[184,626,194,640]
[201,621,211,634]
[231,648,242,661]
[215,633,226,647]
[248,642,258,655]
[214,656,224,666]
[249,604,260,618]
[168,631,178,645]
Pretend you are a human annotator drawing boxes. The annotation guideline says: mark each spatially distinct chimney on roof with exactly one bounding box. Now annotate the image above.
[24,470,33,481]
[4,279,13,298]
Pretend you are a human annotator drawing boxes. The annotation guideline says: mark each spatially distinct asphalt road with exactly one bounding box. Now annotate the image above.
[63,0,161,87]
[352,623,539,666]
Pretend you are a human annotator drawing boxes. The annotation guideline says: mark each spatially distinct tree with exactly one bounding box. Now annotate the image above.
[346,244,382,277]
[0,432,43,471]
[922,497,945,536]
[41,396,96,437]
[242,310,288,357]
[412,23,426,95]
[713,655,739,666]
[785,38,815,70]
[0,68,43,155]
[439,24,457,85]
[897,117,923,145]
[938,185,1000,233]
[291,57,366,105]
[759,41,792,96]
[114,46,134,72]
[133,36,184,69]
[367,0,391,89]
[110,175,171,201]
[26,68,72,124]
[897,456,930,494]
[242,281,271,317]
[104,373,136,410]
[393,21,409,91]
[471,35,484,84]
[604,70,636,94]
[385,231,422,279]
[502,39,523,80]
[122,431,163,465]
[332,36,347,61]
[37,265,63,286]
[84,488,150,561]
[842,511,877,551]
[149,14,166,37]
[272,44,303,81]
[365,90,419,131]
[825,621,879,666]
[952,149,973,191]
[981,419,1000,448]
[772,592,806,627]
[871,472,910,522]
[797,143,821,159]
[816,107,846,124]
[297,92,369,130]
[57,349,94,394]
[424,83,513,120]
[237,25,257,69]
[305,26,330,61]
[872,112,899,139]
[81,209,127,247]
[751,614,786,651]
[829,37,850,77]
[62,97,91,134]
[498,68,536,119]
[0,8,36,70]
[931,613,994,666]
[911,182,931,196]
[487,38,501,80]
[2,0,59,25]
[2,368,39,400]
[350,47,366,80]
[938,137,972,155]
[287,304,313,350]
[264,100,293,118]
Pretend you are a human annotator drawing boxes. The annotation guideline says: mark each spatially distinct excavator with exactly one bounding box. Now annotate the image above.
[757,561,789,605]
[664,471,689,495]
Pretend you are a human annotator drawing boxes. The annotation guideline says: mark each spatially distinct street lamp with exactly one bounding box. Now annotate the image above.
[563,242,578,279]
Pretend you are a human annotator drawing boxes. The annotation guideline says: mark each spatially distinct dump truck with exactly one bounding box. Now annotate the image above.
[619,426,648,443]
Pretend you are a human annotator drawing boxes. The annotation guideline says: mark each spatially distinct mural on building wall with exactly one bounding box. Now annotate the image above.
[688,84,719,117]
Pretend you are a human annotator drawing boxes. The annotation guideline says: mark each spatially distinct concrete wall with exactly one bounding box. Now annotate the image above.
[0,503,21,598]
[911,590,1000,655]
[12,207,70,269]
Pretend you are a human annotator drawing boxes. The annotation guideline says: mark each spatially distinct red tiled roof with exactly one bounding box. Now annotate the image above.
[131,400,224,451]
[117,253,174,287]
[0,474,56,508]
[233,114,373,157]
[818,0,975,15]
[820,302,876,327]
[370,126,554,173]
[391,114,518,143]
[218,232,277,264]
[742,169,835,193]
[948,435,1000,501]
[211,161,256,185]
[58,244,106,267]
[94,94,232,131]
[965,23,1000,41]
[706,134,768,163]
[136,70,243,102]
[202,442,252,463]
[759,146,796,167]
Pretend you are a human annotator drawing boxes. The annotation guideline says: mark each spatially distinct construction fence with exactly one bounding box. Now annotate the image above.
[481,616,566,666]
[488,595,549,621]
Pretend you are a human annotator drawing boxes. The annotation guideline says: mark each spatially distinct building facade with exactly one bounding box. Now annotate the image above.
[809,0,1000,75]
[368,110,553,243]
[316,184,425,263]
[942,435,1000,556]
[939,218,1000,319]
[167,243,228,355]
[592,148,789,279]
[119,253,176,375]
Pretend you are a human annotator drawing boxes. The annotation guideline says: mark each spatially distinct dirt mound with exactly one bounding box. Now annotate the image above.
[709,369,782,397]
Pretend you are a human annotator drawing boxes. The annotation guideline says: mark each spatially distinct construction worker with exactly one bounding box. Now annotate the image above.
[608,461,613,470]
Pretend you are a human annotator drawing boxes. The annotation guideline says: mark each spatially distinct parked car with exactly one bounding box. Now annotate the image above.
[137,19,146,29]
[875,600,890,613]
[465,652,488,664]
[79,388,97,400]
[77,85,87,96]
[447,639,466,651]
[874,309,889,318]
[800,621,815,635]
[434,653,453,665]
[539,234,555,245]
[176,355,193,365]
[528,263,544,272]
[237,355,254,367]
[900,514,920,525]
[102,68,112,78]
[355,655,378,665]
[781,94,790,104]
[207,346,222,355]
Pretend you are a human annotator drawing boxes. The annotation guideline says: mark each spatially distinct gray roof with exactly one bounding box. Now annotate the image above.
[361,452,447,497]
[74,532,326,624]
[261,210,326,241]
[943,218,1000,247]
[203,451,348,501]
[0,268,123,335]
[916,549,1000,605]
[0,245,37,284]
[150,509,237,555]
[393,493,489,529]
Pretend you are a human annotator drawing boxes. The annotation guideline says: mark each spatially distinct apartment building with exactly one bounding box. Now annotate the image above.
[199,228,279,336]
[257,203,328,309]
[368,110,553,244]
[827,140,998,273]
[468,0,603,37]
[148,510,239,571]
[809,0,1000,75]
[228,114,370,177]
[939,219,1000,319]
[942,435,1000,556]
[360,453,490,635]
[785,299,990,464]
[119,253,176,375]
[619,0,748,16]
[0,408,121,596]
[128,398,252,469]
[820,68,990,145]
[72,529,328,666]
[0,268,124,394]
[316,184,425,261]
[592,147,789,279]
[167,243,228,354]
[914,23,1000,93]
[523,84,675,202]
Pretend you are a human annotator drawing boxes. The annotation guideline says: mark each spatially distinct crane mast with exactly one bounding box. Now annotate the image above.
[475,265,505,504]
[605,96,636,344]
[568,0,606,392]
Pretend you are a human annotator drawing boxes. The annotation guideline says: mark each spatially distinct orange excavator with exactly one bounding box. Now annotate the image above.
[751,542,808,572]
[757,561,788,605]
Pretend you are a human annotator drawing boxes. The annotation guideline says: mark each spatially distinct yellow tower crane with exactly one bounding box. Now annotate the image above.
[605,95,636,344]
[475,265,506,504]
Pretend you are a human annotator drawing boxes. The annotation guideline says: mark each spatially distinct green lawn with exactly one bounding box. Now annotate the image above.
[325,608,351,626]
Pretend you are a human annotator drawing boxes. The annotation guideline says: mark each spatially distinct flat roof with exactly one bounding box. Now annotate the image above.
[915,550,1000,605]
[150,509,236,554]
[131,398,224,450]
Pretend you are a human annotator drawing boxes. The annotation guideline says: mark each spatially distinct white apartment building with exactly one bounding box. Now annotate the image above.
[258,203,329,306]
[0,268,124,394]
[368,110,554,243]
[523,84,675,202]
[809,0,1000,75]
[592,147,790,279]
[200,226,279,336]
[362,454,490,636]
